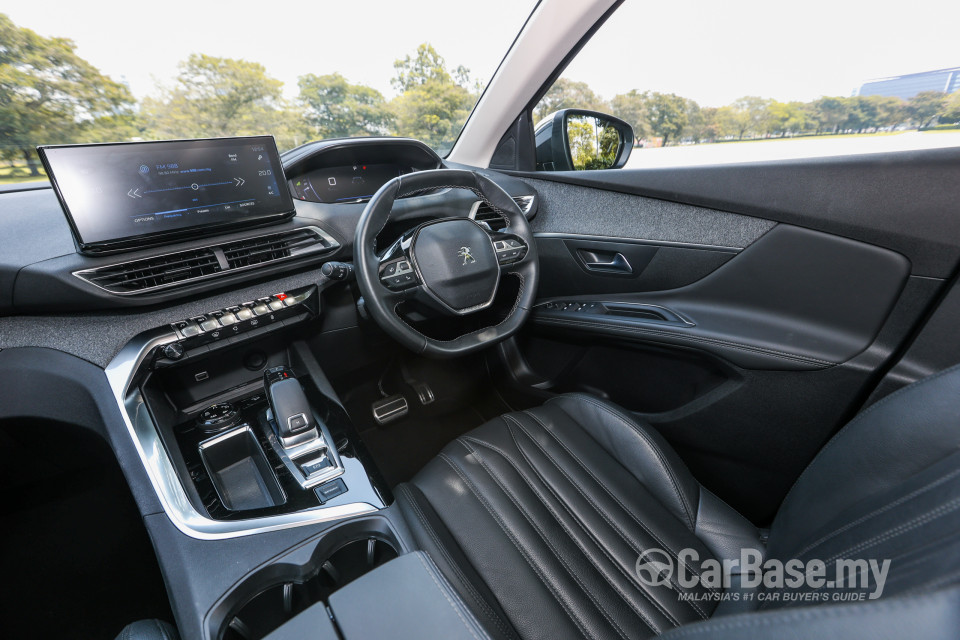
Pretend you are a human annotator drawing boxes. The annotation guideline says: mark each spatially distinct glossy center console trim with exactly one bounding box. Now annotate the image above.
[105,328,379,540]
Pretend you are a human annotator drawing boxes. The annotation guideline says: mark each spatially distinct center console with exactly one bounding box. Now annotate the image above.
[106,281,389,539]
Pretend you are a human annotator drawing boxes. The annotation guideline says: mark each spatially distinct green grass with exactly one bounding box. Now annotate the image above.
[0,164,48,185]
[709,130,906,145]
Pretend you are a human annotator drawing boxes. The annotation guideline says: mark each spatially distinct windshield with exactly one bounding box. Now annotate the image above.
[0,1,535,184]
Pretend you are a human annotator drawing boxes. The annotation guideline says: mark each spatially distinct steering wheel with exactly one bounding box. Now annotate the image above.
[354,169,539,358]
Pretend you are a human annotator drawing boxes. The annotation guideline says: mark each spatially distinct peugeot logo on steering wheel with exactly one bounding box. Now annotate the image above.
[458,246,476,266]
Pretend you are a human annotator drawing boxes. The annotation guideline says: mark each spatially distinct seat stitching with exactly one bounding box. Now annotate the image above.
[414,552,484,640]
[776,362,960,511]
[460,436,672,632]
[518,409,720,590]
[397,485,519,640]
[436,451,601,640]
[797,496,960,585]
[505,413,713,617]
[551,394,696,530]
[793,466,960,561]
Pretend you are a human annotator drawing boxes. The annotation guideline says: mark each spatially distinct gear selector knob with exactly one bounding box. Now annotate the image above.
[264,366,318,445]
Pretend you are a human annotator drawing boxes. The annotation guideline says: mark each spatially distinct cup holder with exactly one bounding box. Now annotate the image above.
[219,526,400,640]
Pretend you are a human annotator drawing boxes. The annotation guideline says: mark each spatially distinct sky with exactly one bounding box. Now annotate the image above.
[5,0,960,108]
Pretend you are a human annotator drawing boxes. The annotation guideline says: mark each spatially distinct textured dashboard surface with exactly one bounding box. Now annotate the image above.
[525,177,775,249]
[0,267,329,368]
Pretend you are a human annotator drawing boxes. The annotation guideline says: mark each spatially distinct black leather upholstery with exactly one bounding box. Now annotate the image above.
[399,365,960,639]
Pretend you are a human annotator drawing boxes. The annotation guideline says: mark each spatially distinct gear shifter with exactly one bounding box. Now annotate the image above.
[264,366,319,447]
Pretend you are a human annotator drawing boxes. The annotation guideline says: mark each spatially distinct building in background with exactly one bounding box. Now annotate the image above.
[857,67,960,100]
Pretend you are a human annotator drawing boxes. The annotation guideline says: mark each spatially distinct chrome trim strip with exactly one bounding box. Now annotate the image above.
[532,231,742,252]
[74,226,340,296]
[105,330,378,540]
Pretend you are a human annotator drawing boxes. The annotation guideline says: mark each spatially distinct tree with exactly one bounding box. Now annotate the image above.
[811,96,851,134]
[533,79,607,124]
[141,54,306,150]
[715,97,770,140]
[687,106,722,143]
[388,44,476,152]
[610,90,652,140]
[392,44,454,92]
[766,101,809,136]
[868,95,905,130]
[944,90,960,123]
[0,13,136,175]
[905,91,947,129]
[298,73,392,139]
[643,92,688,146]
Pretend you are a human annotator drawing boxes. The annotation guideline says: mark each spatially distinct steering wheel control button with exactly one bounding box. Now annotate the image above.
[410,219,499,312]
[495,236,526,264]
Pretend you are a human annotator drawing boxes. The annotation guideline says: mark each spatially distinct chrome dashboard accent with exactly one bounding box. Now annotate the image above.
[75,225,340,296]
[105,328,378,540]
[469,194,535,220]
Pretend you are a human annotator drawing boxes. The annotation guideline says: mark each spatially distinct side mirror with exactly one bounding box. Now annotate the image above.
[534,109,634,171]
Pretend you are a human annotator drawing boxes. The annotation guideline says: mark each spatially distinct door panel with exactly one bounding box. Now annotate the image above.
[533,225,910,370]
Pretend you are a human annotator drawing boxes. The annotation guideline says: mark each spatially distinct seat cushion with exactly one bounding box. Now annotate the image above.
[398,393,761,640]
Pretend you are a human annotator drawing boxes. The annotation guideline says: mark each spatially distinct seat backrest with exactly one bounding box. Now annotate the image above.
[763,363,960,604]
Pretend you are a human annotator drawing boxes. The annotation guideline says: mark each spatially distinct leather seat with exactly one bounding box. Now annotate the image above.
[397,365,960,639]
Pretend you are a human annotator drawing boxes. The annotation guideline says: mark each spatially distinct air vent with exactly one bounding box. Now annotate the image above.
[77,248,221,294]
[222,228,333,269]
[75,226,340,295]
[471,195,535,230]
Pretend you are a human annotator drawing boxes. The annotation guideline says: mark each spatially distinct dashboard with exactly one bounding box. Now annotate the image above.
[0,136,537,315]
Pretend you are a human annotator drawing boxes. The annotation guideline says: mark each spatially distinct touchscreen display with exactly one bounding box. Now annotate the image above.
[39,136,294,251]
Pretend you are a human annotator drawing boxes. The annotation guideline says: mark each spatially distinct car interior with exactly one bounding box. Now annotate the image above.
[2,1,960,639]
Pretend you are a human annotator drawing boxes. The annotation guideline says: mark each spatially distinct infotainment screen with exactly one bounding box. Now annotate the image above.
[38,136,295,253]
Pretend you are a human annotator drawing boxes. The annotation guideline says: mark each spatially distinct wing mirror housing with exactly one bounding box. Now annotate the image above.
[534,109,634,171]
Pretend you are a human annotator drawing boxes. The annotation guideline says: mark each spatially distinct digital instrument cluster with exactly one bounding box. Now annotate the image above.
[289,163,414,204]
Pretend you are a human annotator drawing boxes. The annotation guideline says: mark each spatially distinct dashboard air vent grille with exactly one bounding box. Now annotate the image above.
[74,226,340,296]
[472,195,535,230]
[222,228,330,269]
[80,248,221,293]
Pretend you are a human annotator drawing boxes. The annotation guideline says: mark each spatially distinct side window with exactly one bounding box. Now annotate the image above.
[533,1,960,171]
